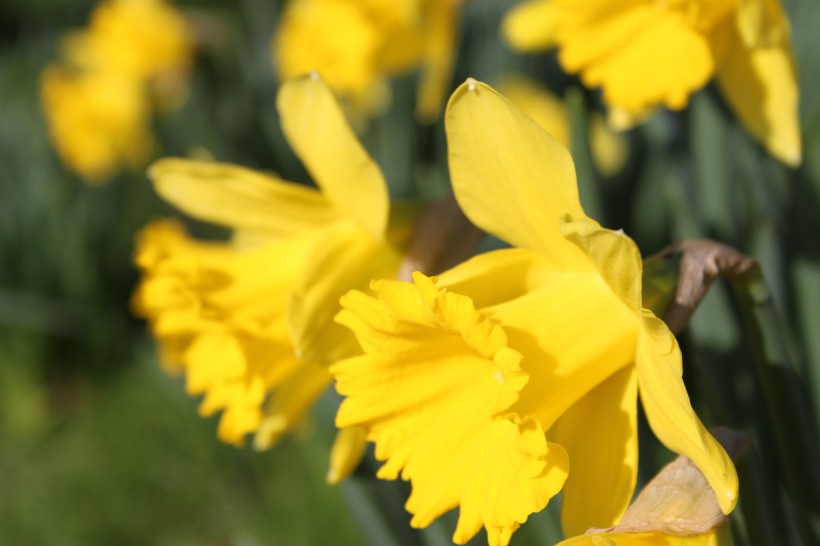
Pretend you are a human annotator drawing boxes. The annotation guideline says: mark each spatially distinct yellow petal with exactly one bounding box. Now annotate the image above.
[289,222,404,367]
[277,74,389,239]
[714,23,801,166]
[496,74,627,176]
[148,158,340,236]
[557,6,714,113]
[133,219,309,446]
[327,426,367,484]
[490,270,640,430]
[635,311,738,514]
[332,274,567,545]
[253,362,333,451]
[736,0,788,48]
[503,0,560,52]
[445,79,590,265]
[437,248,575,310]
[551,366,638,537]
[415,0,458,122]
[494,75,571,147]
[561,217,643,311]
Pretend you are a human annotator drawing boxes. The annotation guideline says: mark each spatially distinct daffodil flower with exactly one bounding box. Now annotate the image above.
[330,79,738,546]
[41,0,193,182]
[133,75,415,478]
[503,0,801,166]
[273,0,460,120]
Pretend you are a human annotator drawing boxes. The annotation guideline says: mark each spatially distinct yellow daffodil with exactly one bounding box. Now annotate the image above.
[41,66,153,182]
[133,75,415,479]
[503,0,801,166]
[496,74,627,176]
[273,0,460,120]
[330,79,737,546]
[41,0,193,183]
[63,0,193,87]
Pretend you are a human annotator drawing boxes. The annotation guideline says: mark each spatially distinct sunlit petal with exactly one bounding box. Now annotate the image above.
[277,74,389,239]
[636,311,738,515]
[714,22,801,166]
[445,79,590,264]
[148,158,340,236]
[289,222,404,367]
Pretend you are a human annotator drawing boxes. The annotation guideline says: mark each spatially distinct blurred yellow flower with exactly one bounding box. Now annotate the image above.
[40,67,153,182]
[496,74,628,176]
[273,0,460,120]
[41,0,193,183]
[330,80,737,546]
[133,76,414,480]
[504,0,801,166]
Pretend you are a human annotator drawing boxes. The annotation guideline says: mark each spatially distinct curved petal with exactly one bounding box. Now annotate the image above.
[277,74,389,239]
[149,158,340,236]
[561,217,643,312]
[551,366,638,537]
[490,271,640,430]
[714,23,801,166]
[503,0,560,52]
[253,362,333,451]
[289,222,404,367]
[445,79,590,266]
[327,426,367,484]
[636,311,738,515]
[437,248,578,309]
[332,274,567,545]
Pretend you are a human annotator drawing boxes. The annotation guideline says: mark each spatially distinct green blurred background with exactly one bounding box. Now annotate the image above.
[1,0,819,544]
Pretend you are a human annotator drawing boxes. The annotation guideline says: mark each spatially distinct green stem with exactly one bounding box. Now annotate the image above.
[731,268,820,545]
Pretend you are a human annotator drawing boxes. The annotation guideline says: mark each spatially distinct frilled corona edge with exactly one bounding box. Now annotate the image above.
[331,273,569,546]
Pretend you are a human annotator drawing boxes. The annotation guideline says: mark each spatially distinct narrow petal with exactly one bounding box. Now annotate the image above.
[253,362,333,451]
[289,222,404,367]
[415,0,458,122]
[714,23,801,166]
[561,217,643,311]
[277,74,389,239]
[332,274,567,545]
[551,366,638,536]
[327,426,367,484]
[445,79,590,266]
[148,158,339,236]
[636,311,738,514]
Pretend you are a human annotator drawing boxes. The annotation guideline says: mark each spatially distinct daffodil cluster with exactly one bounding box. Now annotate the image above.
[273,0,460,120]
[504,0,801,166]
[133,76,417,482]
[41,0,193,183]
[329,80,738,545]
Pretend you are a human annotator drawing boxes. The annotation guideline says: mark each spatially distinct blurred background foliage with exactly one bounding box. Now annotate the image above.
[1,0,819,544]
